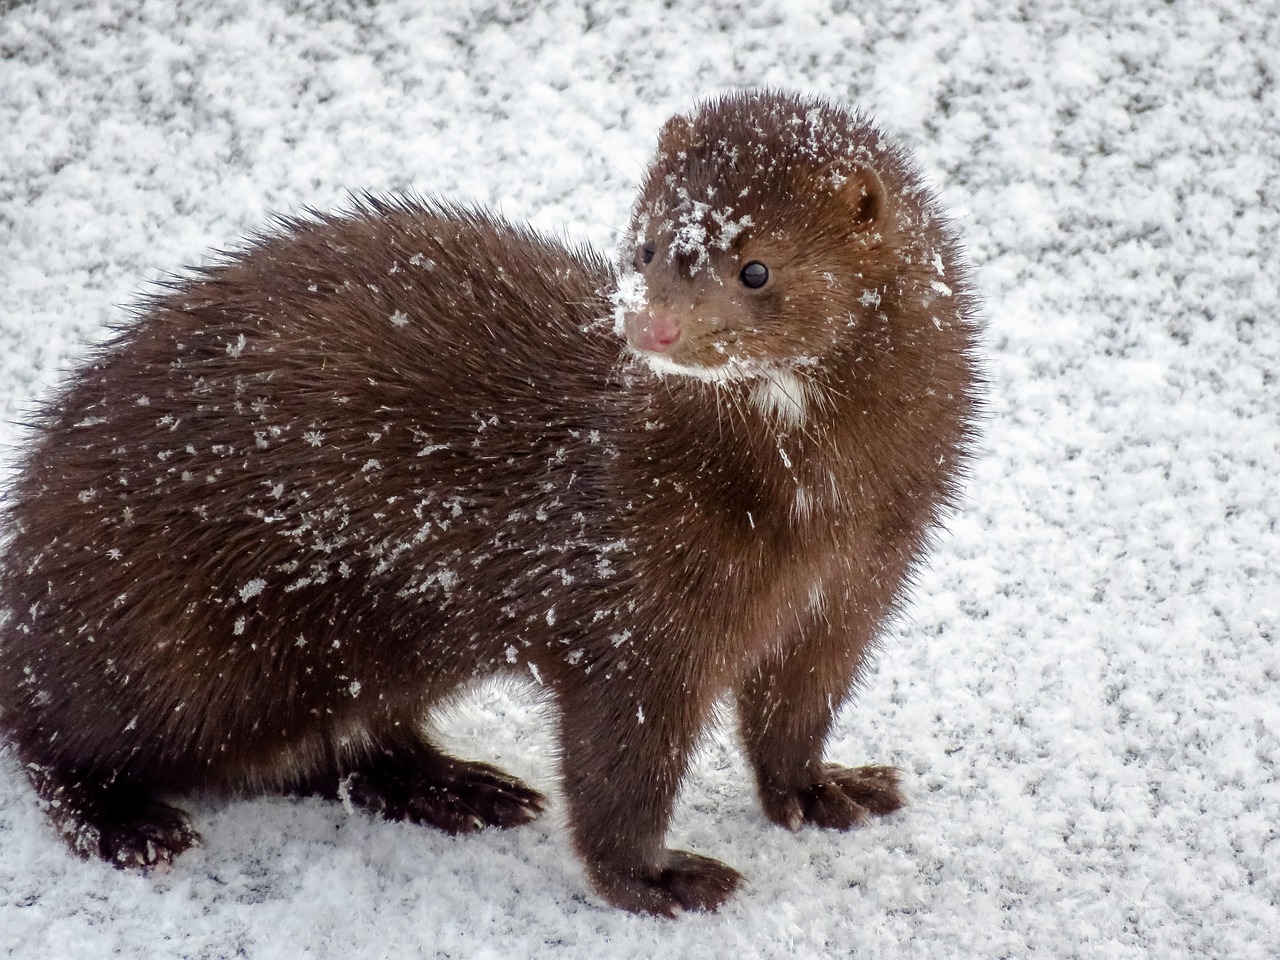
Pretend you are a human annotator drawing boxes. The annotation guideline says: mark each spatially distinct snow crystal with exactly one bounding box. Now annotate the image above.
[336,774,357,816]
[238,579,266,601]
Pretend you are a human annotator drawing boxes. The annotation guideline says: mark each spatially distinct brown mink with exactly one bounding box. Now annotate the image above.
[0,89,981,916]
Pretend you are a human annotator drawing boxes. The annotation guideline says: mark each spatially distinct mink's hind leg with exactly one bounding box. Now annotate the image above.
[736,618,905,832]
[27,763,199,869]
[291,726,546,834]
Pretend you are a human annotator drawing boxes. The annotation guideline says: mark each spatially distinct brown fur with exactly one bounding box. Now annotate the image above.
[0,90,981,915]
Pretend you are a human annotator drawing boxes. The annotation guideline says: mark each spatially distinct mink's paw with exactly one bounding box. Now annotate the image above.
[30,764,200,871]
[763,764,905,831]
[590,849,744,917]
[92,799,199,870]
[340,758,547,834]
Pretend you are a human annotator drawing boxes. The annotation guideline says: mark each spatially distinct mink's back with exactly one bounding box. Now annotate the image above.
[0,198,622,788]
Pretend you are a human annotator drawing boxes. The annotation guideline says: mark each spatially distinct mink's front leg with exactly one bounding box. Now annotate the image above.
[736,611,905,832]
[554,663,743,917]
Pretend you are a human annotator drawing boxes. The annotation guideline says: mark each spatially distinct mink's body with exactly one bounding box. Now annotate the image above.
[0,90,982,916]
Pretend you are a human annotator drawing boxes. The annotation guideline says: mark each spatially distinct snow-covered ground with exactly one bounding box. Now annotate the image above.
[1,0,1276,956]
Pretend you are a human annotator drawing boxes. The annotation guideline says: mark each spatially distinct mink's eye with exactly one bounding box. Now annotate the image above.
[639,241,656,266]
[740,261,769,289]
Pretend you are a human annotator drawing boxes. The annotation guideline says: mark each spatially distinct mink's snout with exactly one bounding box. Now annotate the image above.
[624,310,681,353]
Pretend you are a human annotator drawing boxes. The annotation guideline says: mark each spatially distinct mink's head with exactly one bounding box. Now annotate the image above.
[616,89,950,383]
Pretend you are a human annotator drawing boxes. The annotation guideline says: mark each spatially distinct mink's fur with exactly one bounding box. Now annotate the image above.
[0,90,982,916]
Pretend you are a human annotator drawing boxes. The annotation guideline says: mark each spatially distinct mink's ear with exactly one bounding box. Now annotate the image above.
[657,113,694,156]
[841,166,885,234]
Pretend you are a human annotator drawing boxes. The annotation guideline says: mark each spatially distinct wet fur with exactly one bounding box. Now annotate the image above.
[0,90,982,915]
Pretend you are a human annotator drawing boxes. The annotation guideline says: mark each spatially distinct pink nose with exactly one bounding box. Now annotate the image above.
[625,311,681,353]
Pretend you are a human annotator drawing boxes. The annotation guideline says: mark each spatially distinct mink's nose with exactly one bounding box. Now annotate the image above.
[624,311,681,353]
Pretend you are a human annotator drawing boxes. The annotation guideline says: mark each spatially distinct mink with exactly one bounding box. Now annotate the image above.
[0,89,982,916]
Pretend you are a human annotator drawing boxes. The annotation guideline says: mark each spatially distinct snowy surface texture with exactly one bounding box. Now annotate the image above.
[1,0,1277,956]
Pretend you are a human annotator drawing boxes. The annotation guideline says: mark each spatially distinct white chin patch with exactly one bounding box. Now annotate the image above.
[750,370,811,428]
[639,352,759,384]
[640,354,813,428]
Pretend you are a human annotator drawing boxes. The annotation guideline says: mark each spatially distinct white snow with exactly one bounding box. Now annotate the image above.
[1,0,1278,956]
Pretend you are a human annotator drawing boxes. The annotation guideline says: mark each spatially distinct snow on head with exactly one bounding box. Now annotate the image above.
[610,270,648,337]
[661,189,755,274]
